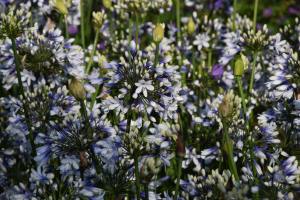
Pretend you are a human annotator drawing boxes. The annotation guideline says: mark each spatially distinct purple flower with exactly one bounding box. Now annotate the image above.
[68,25,78,35]
[263,8,272,17]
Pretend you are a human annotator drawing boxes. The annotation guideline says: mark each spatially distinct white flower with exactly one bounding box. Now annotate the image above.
[61,155,80,169]
[21,69,36,86]
[133,80,154,98]
[273,33,286,54]
[193,33,210,51]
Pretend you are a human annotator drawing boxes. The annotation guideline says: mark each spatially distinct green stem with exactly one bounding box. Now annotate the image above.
[208,50,212,68]
[247,51,258,107]
[109,9,114,40]
[135,13,139,45]
[58,15,63,30]
[222,120,240,182]
[64,15,69,40]
[260,54,267,83]
[11,35,37,157]
[128,15,132,65]
[174,156,183,200]
[192,46,196,82]
[218,131,226,172]
[80,0,86,50]
[90,85,101,111]
[144,183,149,200]
[80,100,88,123]
[30,8,33,27]
[232,0,237,32]
[86,0,93,43]
[250,148,259,199]
[237,76,257,190]
[236,76,248,124]
[154,42,159,67]
[176,0,181,38]
[85,31,99,75]
[134,157,141,200]
[252,0,258,33]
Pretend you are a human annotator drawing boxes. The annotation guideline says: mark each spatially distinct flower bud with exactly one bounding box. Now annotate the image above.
[69,76,86,101]
[234,54,249,76]
[92,10,106,30]
[153,22,164,43]
[103,0,112,9]
[187,17,195,36]
[79,151,88,167]
[56,0,68,15]
[176,131,186,157]
[218,94,231,119]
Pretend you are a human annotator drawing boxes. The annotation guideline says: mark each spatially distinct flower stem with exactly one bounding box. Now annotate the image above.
[80,0,86,50]
[174,156,183,200]
[232,0,237,32]
[144,183,149,200]
[260,54,267,83]
[247,51,258,107]
[109,9,114,40]
[11,35,37,156]
[85,31,99,75]
[30,8,33,27]
[218,130,226,171]
[128,14,132,65]
[236,76,248,124]
[252,0,258,33]
[176,0,181,38]
[154,42,159,67]
[135,13,139,45]
[208,50,212,68]
[192,45,196,82]
[58,14,63,30]
[80,100,88,123]
[134,157,141,200]
[237,77,259,199]
[250,148,259,199]
[64,15,69,40]
[86,0,93,42]
[222,120,240,183]
[90,85,101,111]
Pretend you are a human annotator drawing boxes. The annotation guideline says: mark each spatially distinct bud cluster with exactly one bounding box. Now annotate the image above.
[92,10,107,31]
[218,90,242,120]
[0,9,34,39]
[140,156,162,183]
[121,126,151,157]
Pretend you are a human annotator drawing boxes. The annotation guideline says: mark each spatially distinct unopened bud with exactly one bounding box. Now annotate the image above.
[187,17,195,36]
[103,0,112,9]
[153,22,164,43]
[56,0,68,15]
[218,94,231,119]
[69,77,86,101]
[234,54,249,76]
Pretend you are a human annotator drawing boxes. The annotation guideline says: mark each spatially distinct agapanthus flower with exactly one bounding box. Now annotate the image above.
[91,40,181,122]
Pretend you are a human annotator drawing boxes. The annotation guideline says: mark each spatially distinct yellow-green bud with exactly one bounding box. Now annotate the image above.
[153,22,164,43]
[187,17,195,36]
[69,77,86,101]
[234,57,244,76]
[92,10,106,30]
[103,0,112,9]
[234,54,249,76]
[56,0,68,15]
[218,94,231,119]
